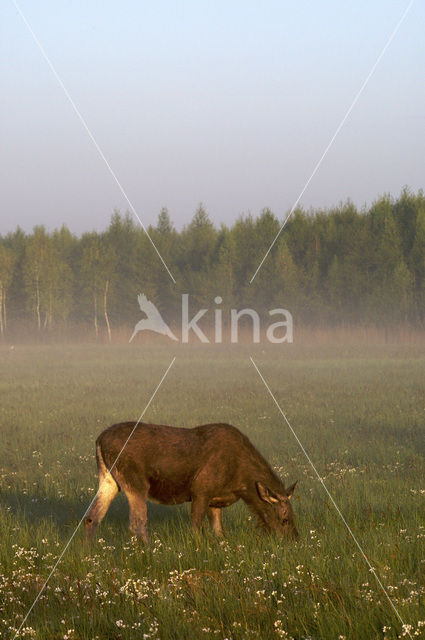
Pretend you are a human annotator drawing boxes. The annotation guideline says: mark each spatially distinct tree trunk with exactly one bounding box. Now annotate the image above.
[49,290,53,328]
[35,275,41,330]
[94,291,98,339]
[3,288,7,330]
[104,279,112,343]
[0,285,3,338]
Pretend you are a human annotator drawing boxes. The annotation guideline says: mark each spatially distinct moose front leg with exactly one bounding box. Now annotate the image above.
[207,507,224,536]
[190,495,209,531]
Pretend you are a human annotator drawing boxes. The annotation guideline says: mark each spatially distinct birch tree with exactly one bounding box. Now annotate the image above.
[0,245,15,337]
[81,235,116,341]
[24,227,49,329]
[24,227,73,329]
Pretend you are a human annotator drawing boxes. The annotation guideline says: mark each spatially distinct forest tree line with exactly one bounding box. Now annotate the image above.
[0,188,425,340]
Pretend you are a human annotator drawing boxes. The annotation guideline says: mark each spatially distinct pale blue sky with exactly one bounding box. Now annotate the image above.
[1,1,424,234]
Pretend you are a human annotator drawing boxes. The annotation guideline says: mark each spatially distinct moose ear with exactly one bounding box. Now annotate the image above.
[286,481,298,499]
[256,482,279,504]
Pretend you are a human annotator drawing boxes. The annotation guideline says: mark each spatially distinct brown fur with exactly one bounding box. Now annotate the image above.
[85,422,298,543]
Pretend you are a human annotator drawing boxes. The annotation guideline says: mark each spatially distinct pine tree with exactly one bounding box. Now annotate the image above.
[367,196,410,325]
[411,206,425,322]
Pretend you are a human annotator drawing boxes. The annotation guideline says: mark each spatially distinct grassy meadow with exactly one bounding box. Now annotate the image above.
[0,341,424,639]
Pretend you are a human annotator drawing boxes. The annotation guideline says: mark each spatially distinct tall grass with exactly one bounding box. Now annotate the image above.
[0,343,424,639]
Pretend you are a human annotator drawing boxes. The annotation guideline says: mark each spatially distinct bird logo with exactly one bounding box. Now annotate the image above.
[129,294,178,342]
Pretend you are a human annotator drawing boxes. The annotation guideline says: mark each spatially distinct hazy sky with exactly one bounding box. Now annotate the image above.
[1,1,424,235]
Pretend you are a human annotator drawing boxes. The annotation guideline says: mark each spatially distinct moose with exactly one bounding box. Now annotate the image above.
[85,422,298,543]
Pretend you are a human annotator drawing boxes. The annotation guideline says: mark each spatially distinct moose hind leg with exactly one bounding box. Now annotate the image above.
[85,474,118,541]
[207,507,224,536]
[126,492,149,544]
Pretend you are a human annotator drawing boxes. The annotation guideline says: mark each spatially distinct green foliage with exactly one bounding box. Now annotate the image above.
[23,226,74,329]
[1,189,425,334]
[80,233,117,338]
[0,243,15,336]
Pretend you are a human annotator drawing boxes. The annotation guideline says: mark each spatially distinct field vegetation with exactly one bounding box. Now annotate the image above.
[0,341,424,639]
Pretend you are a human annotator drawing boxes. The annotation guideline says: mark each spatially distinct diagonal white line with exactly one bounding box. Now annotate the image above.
[250,0,415,283]
[249,357,413,640]
[10,0,176,284]
[12,356,176,640]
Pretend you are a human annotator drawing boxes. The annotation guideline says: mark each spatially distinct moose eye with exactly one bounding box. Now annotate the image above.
[281,518,289,524]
